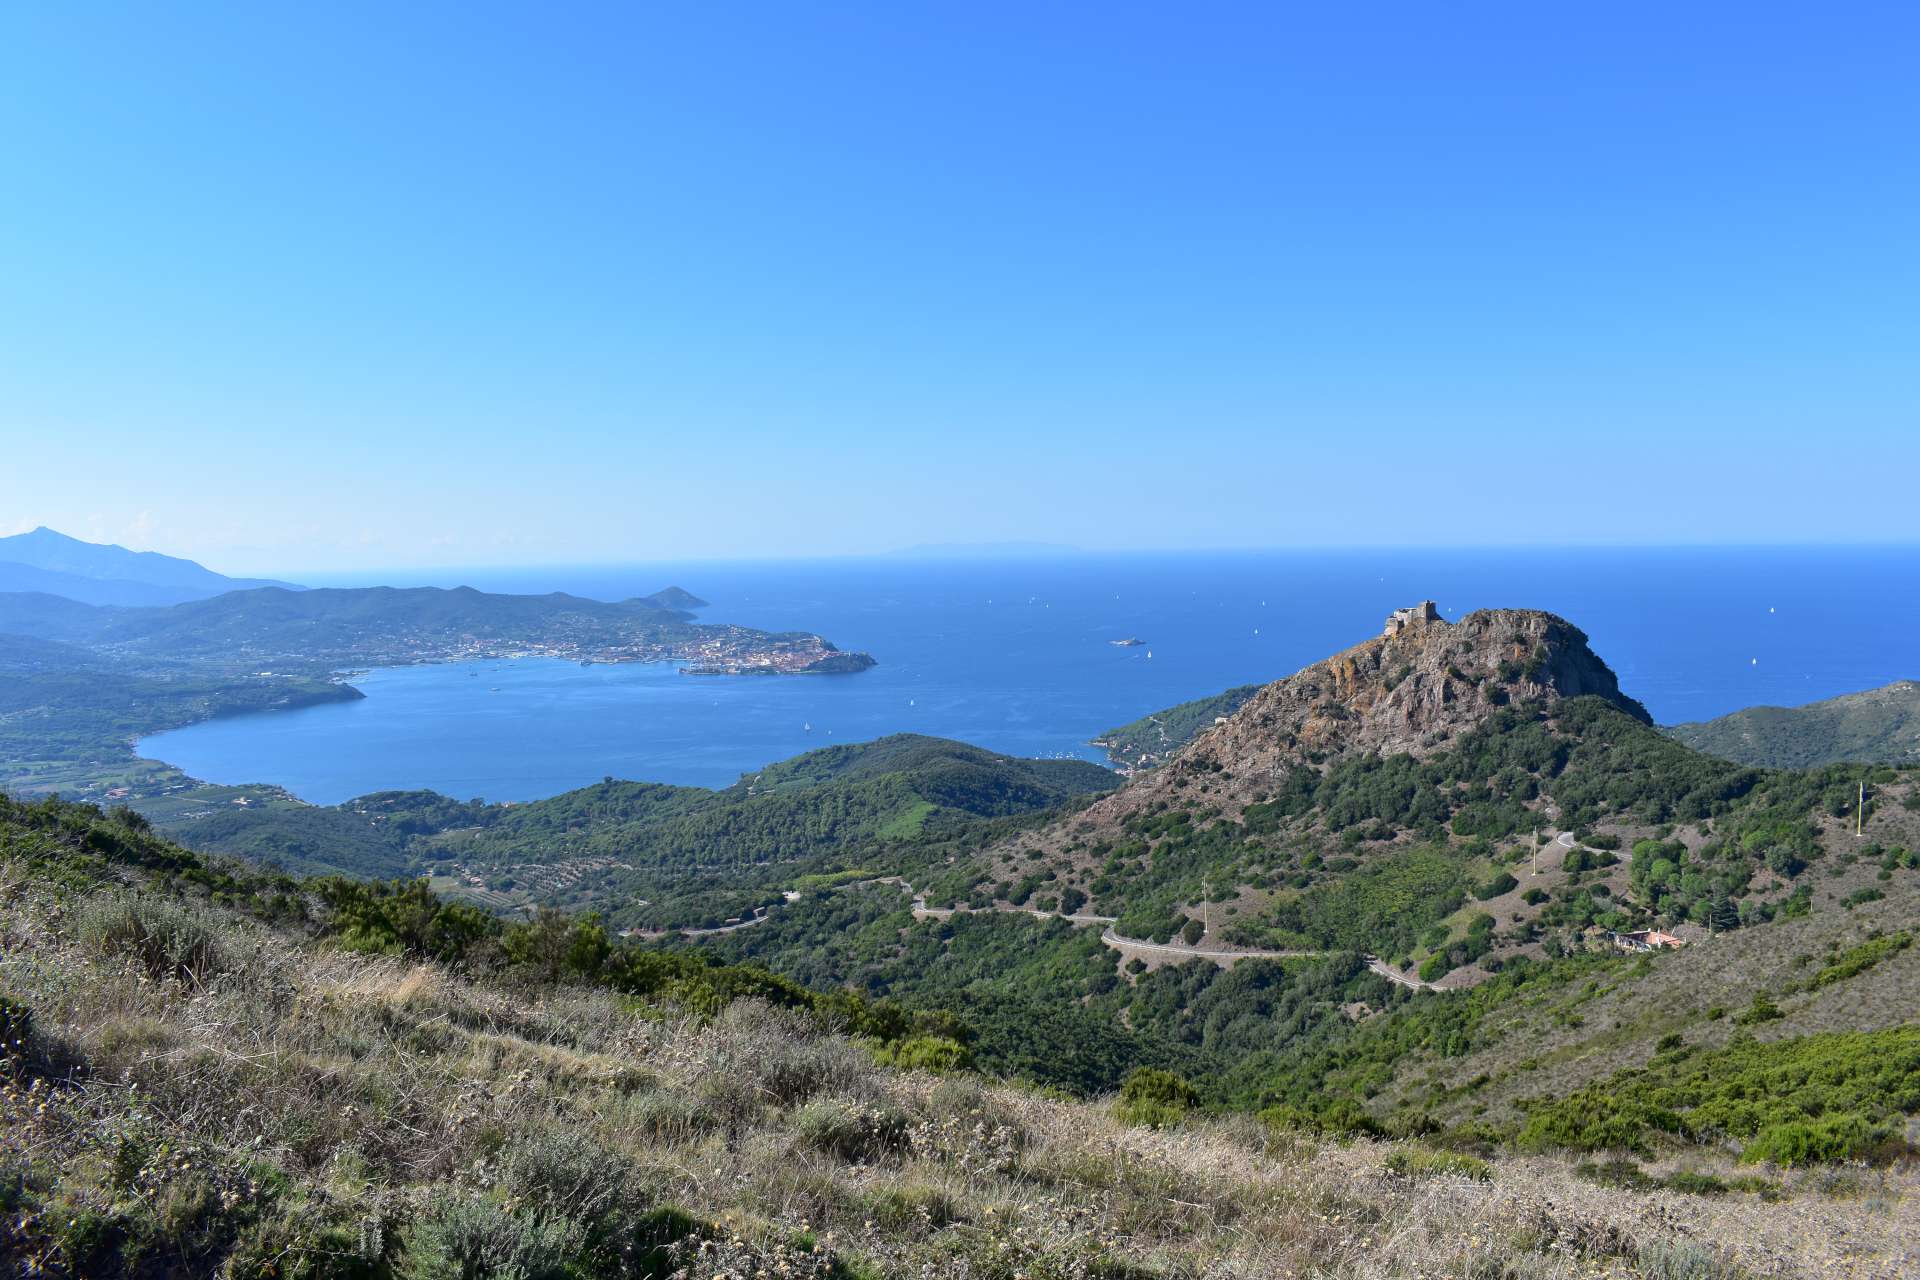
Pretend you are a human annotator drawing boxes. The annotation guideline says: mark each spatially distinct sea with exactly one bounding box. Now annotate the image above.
[138,547,1920,805]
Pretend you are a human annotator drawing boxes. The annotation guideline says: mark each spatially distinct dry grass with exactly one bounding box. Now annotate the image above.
[3,868,1915,1279]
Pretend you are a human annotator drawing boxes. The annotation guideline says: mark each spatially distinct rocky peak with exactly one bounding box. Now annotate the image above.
[1105,605,1648,817]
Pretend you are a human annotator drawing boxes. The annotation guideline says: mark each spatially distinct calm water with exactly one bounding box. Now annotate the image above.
[141,548,1920,804]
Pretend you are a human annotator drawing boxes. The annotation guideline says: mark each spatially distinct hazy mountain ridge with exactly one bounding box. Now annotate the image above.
[0,525,299,604]
[1669,678,1920,767]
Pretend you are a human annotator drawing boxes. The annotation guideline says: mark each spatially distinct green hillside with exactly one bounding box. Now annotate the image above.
[9,790,1885,1278]
[386,735,1117,928]
[1093,683,1260,768]
[1669,679,1920,767]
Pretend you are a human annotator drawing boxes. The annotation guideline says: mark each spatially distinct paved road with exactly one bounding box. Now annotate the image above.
[681,874,1445,992]
[1366,957,1438,990]
[879,877,1440,989]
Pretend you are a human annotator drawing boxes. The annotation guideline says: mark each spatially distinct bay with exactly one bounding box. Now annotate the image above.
[139,547,1920,804]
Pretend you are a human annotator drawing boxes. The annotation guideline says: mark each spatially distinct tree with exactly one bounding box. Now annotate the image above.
[1708,887,1740,933]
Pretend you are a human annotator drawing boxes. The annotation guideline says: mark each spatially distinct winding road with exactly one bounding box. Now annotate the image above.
[866,877,1441,990]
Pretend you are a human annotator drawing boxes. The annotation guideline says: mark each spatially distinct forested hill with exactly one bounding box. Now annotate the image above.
[164,734,1118,925]
[936,604,1920,988]
[1669,679,1920,768]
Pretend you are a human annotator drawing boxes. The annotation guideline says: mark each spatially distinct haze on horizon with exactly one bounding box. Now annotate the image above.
[3,4,1916,575]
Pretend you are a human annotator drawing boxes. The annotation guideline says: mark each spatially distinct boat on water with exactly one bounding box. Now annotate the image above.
[1110,637,1145,647]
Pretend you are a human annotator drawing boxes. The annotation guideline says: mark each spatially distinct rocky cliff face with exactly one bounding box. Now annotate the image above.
[1091,604,1648,820]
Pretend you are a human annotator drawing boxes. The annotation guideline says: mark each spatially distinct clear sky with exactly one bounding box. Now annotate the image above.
[2,4,1915,574]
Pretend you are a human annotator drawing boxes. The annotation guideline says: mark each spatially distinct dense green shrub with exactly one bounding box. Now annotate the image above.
[1520,1026,1920,1164]
[1809,932,1912,988]
[1474,872,1518,901]
[1116,1067,1198,1127]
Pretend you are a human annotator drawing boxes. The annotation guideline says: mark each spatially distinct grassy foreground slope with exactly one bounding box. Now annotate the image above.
[5,795,1914,1279]
[1669,680,1920,768]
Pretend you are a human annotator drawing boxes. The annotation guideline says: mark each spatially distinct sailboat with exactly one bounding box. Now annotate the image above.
[803,721,812,731]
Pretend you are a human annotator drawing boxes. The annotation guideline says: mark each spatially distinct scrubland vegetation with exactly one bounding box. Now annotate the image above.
[6,794,1919,1278]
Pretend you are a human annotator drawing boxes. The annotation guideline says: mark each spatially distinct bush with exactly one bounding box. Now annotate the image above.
[1116,1067,1198,1128]
[77,894,227,986]
[399,1192,585,1280]
[1636,1239,1733,1280]
[705,1001,876,1105]
[614,1089,717,1143]
[1383,1147,1492,1181]
[499,1129,637,1226]
[1520,1026,1920,1164]
[868,1182,958,1230]
[1810,932,1912,988]
[1735,993,1784,1026]
[874,1035,972,1072]
[1741,1115,1891,1168]
[1474,872,1519,901]
[792,1099,909,1161]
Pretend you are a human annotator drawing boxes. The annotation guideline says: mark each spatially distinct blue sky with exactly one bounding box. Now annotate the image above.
[2,3,1915,573]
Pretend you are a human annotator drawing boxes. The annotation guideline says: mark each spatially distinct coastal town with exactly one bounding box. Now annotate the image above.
[379,626,876,676]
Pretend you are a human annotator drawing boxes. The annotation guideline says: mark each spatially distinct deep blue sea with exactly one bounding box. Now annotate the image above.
[139,548,1920,804]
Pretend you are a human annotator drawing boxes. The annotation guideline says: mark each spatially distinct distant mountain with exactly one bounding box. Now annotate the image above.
[1669,680,1920,767]
[0,526,299,605]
